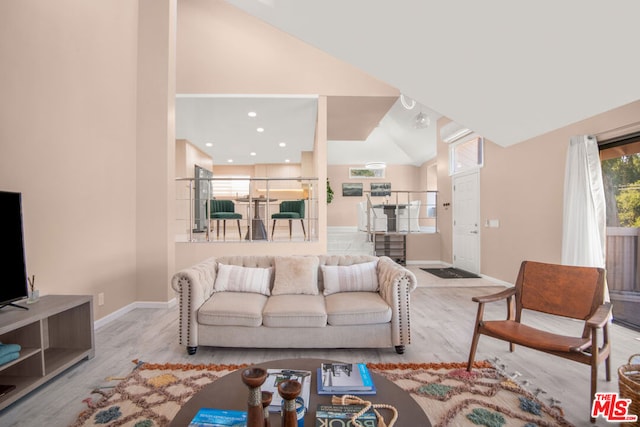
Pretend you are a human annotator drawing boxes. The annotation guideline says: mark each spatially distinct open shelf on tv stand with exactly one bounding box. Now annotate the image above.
[0,295,95,411]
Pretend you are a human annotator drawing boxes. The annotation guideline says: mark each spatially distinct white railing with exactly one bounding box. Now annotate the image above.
[175,177,319,243]
[360,190,437,239]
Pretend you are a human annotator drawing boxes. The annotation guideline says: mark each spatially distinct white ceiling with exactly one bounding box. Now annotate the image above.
[224,0,640,148]
[176,95,442,167]
[328,97,441,166]
[175,96,318,165]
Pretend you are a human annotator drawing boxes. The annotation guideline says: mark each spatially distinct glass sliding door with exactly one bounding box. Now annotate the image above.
[600,133,640,331]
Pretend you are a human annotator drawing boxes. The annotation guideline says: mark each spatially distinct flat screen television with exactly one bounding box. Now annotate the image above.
[0,191,29,310]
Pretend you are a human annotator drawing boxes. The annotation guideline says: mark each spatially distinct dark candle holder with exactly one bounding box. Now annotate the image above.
[241,367,268,427]
[277,379,302,427]
[262,391,273,427]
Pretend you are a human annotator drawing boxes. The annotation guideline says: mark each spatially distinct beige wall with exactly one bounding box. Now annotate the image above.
[0,0,140,318]
[176,0,397,97]
[136,0,176,303]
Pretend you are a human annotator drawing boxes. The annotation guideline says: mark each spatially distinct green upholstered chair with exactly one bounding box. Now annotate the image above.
[209,199,242,240]
[271,200,306,240]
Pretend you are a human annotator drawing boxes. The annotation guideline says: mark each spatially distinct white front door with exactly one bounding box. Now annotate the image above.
[453,171,480,274]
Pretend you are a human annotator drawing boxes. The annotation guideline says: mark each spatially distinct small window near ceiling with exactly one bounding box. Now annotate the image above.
[449,136,484,175]
[211,175,251,198]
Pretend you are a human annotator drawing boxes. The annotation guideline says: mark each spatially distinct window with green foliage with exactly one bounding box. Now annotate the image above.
[601,141,640,226]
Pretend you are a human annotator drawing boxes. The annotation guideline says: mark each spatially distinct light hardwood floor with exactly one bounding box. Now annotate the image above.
[1,265,638,426]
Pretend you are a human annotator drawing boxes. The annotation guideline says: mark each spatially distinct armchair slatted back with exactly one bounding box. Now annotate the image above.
[516,261,605,321]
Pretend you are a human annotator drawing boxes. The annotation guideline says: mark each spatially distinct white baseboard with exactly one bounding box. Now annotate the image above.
[479,274,513,287]
[406,260,452,266]
[94,297,177,330]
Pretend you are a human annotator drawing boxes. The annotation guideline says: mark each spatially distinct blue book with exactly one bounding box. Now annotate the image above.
[188,408,247,427]
[316,367,377,395]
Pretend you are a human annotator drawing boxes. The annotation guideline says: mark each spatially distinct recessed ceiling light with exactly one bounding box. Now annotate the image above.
[248,111,257,118]
[227,159,233,163]
[256,127,264,133]
[250,152,256,156]
[278,142,286,147]
[205,143,213,147]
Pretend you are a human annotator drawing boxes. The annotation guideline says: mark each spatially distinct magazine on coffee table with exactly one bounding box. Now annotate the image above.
[188,408,247,427]
[262,368,312,412]
[319,362,375,392]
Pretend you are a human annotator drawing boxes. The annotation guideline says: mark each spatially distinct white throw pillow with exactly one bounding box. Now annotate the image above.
[271,256,319,295]
[214,263,272,296]
[321,261,379,296]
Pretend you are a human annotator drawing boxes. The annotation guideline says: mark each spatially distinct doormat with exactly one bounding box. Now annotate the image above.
[421,267,480,279]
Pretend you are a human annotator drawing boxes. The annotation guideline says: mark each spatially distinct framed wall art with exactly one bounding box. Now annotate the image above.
[370,182,391,197]
[342,182,363,197]
[349,168,385,179]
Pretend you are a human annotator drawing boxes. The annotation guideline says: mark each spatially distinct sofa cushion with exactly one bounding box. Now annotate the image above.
[214,263,272,296]
[262,295,327,327]
[321,260,379,296]
[198,292,268,327]
[325,292,392,326]
[272,256,319,295]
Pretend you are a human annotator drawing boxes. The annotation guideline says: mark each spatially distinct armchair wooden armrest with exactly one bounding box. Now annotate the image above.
[471,287,515,304]
[586,302,612,329]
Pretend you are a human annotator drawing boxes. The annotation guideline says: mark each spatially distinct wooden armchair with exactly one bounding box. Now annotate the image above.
[466,261,611,423]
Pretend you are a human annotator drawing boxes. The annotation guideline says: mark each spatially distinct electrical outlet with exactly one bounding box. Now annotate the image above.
[98,292,104,306]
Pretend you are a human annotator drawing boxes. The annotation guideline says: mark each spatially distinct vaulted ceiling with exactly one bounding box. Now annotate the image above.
[225,0,640,148]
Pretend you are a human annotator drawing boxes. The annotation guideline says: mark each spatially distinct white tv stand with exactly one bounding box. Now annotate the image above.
[0,295,94,411]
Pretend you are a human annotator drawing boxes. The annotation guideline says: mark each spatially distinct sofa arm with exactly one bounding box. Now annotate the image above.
[171,257,218,348]
[377,256,417,347]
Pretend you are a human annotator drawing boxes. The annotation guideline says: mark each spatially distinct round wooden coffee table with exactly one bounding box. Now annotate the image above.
[170,358,431,426]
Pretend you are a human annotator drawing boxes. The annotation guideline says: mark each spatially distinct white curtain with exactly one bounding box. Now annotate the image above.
[561,135,606,269]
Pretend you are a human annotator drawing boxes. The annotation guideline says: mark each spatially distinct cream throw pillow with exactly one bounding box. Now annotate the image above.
[214,263,272,296]
[321,261,379,296]
[272,256,319,295]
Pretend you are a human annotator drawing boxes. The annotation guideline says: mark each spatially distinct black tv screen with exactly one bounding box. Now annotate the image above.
[0,191,29,307]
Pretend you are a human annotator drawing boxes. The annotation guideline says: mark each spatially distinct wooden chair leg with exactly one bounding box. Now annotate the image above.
[590,363,598,423]
[271,220,277,239]
[300,219,306,239]
[589,334,599,423]
[222,220,227,241]
[467,330,481,371]
[467,304,485,371]
[288,220,293,239]
[236,220,242,239]
[216,220,220,240]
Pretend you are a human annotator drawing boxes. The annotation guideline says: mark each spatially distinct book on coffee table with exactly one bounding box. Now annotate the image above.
[319,362,375,392]
[315,404,378,426]
[316,368,377,395]
[188,407,247,427]
[262,368,312,412]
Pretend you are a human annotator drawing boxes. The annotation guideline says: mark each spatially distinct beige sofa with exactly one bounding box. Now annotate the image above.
[171,254,417,355]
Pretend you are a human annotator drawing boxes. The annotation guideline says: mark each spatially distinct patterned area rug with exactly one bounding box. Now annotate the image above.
[71,360,574,427]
